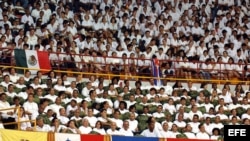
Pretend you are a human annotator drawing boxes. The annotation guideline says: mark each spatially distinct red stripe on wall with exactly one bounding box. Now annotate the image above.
[81,134,105,141]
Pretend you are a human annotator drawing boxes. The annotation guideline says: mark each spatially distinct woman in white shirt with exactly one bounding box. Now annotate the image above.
[163,98,177,115]
[53,78,66,92]
[108,17,118,36]
[16,107,32,131]
[51,118,67,132]
[64,120,81,134]
[235,59,244,78]
[92,121,106,135]
[225,57,240,80]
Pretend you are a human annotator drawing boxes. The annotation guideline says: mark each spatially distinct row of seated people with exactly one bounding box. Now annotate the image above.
[1,90,249,140]
[0,70,250,139]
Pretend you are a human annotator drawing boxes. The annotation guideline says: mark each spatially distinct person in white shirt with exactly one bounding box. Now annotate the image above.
[92,121,106,135]
[106,122,121,135]
[196,123,210,139]
[66,99,78,116]
[189,105,204,121]
[216,106,229,122]
[241,108,250,120]
[82,108,97,128]
[173,113,187,129]
[81,82,94,97]
[5,84,17,98]
[27,28,38,48]
[50,118,67,133]
[23,94,39,120]
[211,116,224,130]
[108,110,123,129]
[53,78,67,92]
[200,96,214,113]
[65,120,81,134]
[0,75,13,89]
[127,113,138,132]
[119,120,134,136]
[57,108,69,125]
[163,98,177,115]
[0,93,15,124]
[21,9,34,27]
[44,88,58,103]
[152,105,165,118]
[15,77,27,89]
[79,118,92,134]
[188,114,201,134]
[210,128,221,140]
[141,117,161,137]
[159,122,173,138]
[8,67,19,83]
[16,106,33,131]
[45,97,63,117]
[35,116,52,132]
[183,124,196,139]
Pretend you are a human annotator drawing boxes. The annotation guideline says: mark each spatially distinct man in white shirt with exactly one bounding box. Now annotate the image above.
[5,84,17,98]
[23,94,39,120]
[119,120,134,136]
[196,123,210,139]
[79,118,92,134]
[21,9,34,27]
[200,97,214,113]
[173,113,187,129]
[57,108,69,125]
[35,116,52,132]
[141,117,161,137]
[81,82,94,97]
[183,124,196,139]
[210,116,224,130]
[44,88,58,103]
[189,105,204,121]
[108,110,123,129]
[45,97,63,117]
[84,108,97,128]
[127,113,138,132]
[106,122,121,135]
[27,28,38,49]
[0,93,15,119]
[188,114,201,134]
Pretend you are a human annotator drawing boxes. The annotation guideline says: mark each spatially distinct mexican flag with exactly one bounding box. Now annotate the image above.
[14,49,51,74]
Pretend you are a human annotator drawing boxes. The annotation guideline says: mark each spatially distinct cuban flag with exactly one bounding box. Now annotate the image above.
[152,58,162,86]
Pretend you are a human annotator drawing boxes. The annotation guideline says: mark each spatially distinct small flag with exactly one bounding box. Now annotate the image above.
[152,58,161,86]
[55,133,80,141]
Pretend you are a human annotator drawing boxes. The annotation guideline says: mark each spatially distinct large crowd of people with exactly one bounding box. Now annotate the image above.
[0,0,250,140]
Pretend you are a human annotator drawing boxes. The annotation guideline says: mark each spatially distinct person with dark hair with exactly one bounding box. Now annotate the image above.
[92,120,106,135]
[211,128,221,140]
[196,123,210,139]
[140,116,161,137]
[65,120,81,134]
[118,101,128,114]
[50,117,67,132]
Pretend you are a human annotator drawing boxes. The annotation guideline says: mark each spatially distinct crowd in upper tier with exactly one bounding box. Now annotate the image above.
[0,0,250,80]
[0,0,250,140]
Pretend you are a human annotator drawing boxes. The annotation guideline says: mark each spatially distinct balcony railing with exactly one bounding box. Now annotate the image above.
[0,48,249,84]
